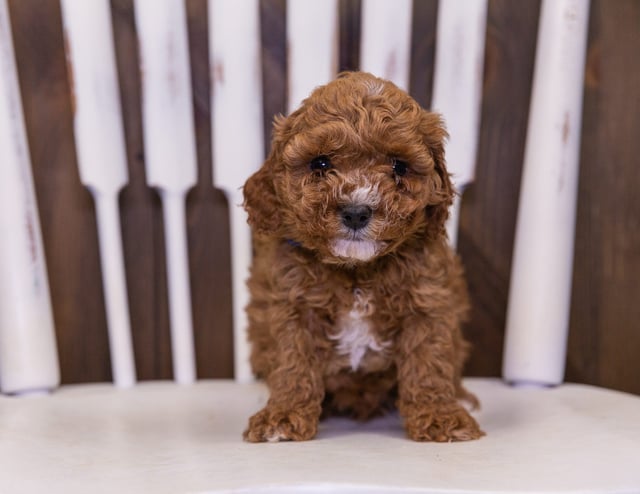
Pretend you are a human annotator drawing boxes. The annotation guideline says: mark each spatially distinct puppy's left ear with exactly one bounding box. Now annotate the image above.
[420,111,455,240]
[242,155,281,236]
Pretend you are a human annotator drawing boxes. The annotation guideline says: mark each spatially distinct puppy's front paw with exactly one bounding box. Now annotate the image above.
[404,402,484,442]
[243,406,319,442]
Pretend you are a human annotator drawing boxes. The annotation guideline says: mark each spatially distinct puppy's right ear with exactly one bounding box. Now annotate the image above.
[242,156,281,236]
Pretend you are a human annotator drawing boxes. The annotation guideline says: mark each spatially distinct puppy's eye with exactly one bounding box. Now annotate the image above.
[310,155,332,172]
[392,159,409,177]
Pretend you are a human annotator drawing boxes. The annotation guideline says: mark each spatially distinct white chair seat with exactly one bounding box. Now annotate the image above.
[2,378,638,493]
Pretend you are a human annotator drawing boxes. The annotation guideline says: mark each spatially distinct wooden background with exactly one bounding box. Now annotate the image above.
[7,0,639,395]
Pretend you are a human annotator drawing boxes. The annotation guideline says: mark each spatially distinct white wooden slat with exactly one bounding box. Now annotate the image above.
[60,0,135,388]
[431,0,488,247]
[503,0,591,386]
[287,0,339,113]
[158,189,195,383]
[134,0,198,385]
[360,0,413,91]
[210,0,264,382]
[0,0,60,395]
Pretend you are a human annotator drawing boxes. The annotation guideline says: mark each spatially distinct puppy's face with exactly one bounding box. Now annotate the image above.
[244,72,453,265]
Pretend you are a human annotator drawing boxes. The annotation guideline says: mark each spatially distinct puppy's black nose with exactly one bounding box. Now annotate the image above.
[340,205,372,231]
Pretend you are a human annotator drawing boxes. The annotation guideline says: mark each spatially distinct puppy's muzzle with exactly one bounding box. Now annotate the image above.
[340,204,372,231]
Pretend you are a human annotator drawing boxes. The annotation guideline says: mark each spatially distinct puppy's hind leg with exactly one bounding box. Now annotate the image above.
[245,244,278,379]
[246,297,276,379]
[323,369,397,420]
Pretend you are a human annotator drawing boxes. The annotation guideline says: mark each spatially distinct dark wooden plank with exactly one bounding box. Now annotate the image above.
[339,0,361,72]
[569,0,640,395]
[110,0,173,381]
[408,0,438,109]
[260,0,286,152]
[457,0,541,377]
[185,0,234,378]
[8,0,112,383]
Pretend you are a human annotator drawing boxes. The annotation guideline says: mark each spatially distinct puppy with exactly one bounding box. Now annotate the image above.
[242,72,483,442]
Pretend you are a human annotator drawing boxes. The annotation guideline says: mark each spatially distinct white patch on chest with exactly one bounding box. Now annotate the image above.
[329,289,389,370]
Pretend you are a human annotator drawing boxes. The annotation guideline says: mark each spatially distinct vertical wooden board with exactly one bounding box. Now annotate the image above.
[184,0,234,379]
[569,0,640,395]
[210,0,264,191]
[359,0,412,89]
[0,0,60,393]
[7,0,112,383]
[260,0,286,155]
[359,0,412,90]
[431,0,488,190]
[110,0,173,381]
[210,0,264,381]
[408,0,438,110]
[112,0,233,381]
[287,0,339,112]
[431,0,488,246]
[134,0,197,191]
[60,0,129,193]
[134,0,199,384]
[338,0,361,72]
[567,0,602,389]
[115,0,235,381]
[502,0,591,386]
[62,0,136,388]
[457,0,541,377]
[337,0,439,114]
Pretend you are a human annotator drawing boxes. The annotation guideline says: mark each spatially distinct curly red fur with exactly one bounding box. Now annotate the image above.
[242,72,483,442]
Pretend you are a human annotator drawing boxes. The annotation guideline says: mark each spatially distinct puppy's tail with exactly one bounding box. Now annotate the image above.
[457,383,481,411]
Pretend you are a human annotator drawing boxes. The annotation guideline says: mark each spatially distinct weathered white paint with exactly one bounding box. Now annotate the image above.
[210,0,264,382]
[60,0,135,388]
[158,189,195,384]
[503,0,591,386]
[134,0,197,385]
[0,0,60,395]
[431,0,488,246]
[287,0,339,112]
[4,5,640,493]
[360,0,413,91]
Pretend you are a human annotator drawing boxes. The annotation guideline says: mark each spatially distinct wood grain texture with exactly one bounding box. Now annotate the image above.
[339,0,361,72]
[112,0,233,380]
[568,0,640,394]
[8,0,639,395]
[8,0,112,383]
[110,0,172,381]
[457,0,541,378]
[408,0,438,110]
[260,0,286,151]
[184,0,234,379]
